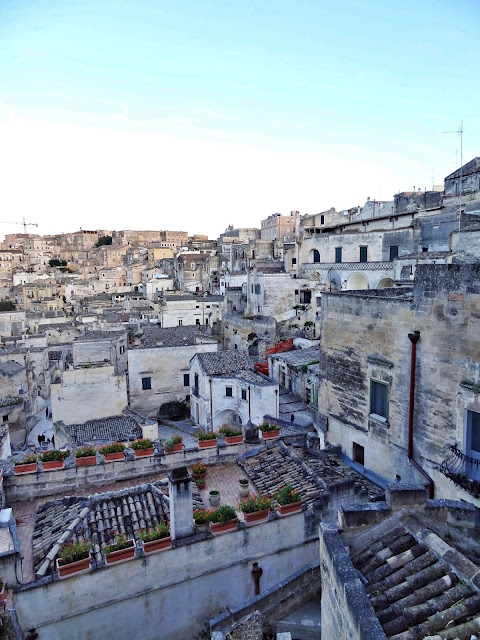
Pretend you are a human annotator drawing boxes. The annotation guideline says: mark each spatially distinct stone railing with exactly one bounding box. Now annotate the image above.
[439,444,480,498]
[300,261,393,272]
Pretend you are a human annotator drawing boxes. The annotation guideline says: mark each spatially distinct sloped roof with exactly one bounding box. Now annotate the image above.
[0,360,25,376]
[445,157,480,180]
[196,350,250,375]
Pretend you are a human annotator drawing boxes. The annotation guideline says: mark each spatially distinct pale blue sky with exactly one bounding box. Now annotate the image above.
[0,0,478,237]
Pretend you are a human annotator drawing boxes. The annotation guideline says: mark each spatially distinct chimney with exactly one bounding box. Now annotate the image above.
[168,467,194,539]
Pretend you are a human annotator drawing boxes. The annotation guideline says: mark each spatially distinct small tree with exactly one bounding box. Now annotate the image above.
[95,235,113,247]
[157,401,189,421]
[0,300,15,311]
[48,258,67,267]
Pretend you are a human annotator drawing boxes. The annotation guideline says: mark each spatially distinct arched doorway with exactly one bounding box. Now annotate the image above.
[376,277,394,288]
[214,409,243,430]
[346,273,369,290]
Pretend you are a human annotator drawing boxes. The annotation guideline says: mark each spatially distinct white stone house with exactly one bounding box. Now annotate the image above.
[159,294,223,329]
[127,326,218,416]
[189,350,279,431]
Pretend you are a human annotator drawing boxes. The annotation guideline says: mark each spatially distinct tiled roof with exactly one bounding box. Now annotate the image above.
[138,325,216,349]
[33,483,169,577]
[270,347,319,366]
[235,370,276,387]
[0,360,25,376]
[196,350,250,375]
[237,442,326,507]
[64,415,142,446]
[349,516,480,639]
[77,330,126,342]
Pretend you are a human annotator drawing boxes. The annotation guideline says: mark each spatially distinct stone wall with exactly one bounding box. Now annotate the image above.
[223,314,276,359]
[51,366,128,426]
[318,264,480,492]
[14,512,316,640]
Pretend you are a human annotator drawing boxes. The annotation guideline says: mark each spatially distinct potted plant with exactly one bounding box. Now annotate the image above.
[40,449,70,470]
[192,463,207,480]
[259,422,280,440]
[193,509,211,533]
[209,489,220,506]
[75,445,97,467]
[99,442,126,462]
[273,484,302,516]
[209,505,238,536]
[239,477,250,498]
[131,438,154,458]
[0,577,5,605]
[103,534,135,565]
[164,434,183,454]
[219,424,244,445]
[56,539,93,578]
[239,494,272,525]
[195,430,218,449]
[14,453,38,474]
[139,523,171,554]
[196,477,206,490]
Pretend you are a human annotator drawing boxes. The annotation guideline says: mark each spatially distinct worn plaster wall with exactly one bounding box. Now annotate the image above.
[15,513,316,640]
[223,314,276,358]
[51,366,127,425]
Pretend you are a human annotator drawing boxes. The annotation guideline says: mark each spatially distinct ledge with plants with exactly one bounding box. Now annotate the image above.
[139,523,171,554]
[192,463,207,489]
[103,534,135,565]
[131,438,154,458]
[56,539,93,579]
[164,434,183,454]
[75,445,97,467]
[195,430,218,449]
[14,454,38,474]
[208,505,238,535]
[259,422,280,440]
[219,425,244,445]
[239,494,272,525]
[273,484,302,516]
[39,449,70,471]
[99,442,126,462]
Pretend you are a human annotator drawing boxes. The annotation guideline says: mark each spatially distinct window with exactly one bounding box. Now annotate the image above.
[353,442,364,466]
[370,380,388,419]
[2,415,7,423]
[178,319,183,326]
[422,247,429,253]
[389,245,399,261]
[205,317,209,325]
[335,247,342,263]
[196,318,201,325]
[313,249,320,263]
[254,284,261,294]
[142,377,152,391]
[241,389,247,401]
[320,215,325,224]
[183,374,190,387]
[466,410,480,480]
[120,345,125,354]
[193,373,199,396]
[359,246,367,263]
[226,386,233,397]
[292,258,297,265]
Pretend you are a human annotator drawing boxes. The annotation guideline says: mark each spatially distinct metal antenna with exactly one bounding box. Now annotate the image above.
[443,121,463,253]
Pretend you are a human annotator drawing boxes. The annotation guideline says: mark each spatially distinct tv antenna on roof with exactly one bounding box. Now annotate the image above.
[442,120,463,253]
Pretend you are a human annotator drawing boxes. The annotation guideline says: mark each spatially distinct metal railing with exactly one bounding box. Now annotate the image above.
[439,444,480,497]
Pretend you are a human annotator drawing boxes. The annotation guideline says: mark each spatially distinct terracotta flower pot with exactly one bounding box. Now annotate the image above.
[244,508,270,525]
[225,435,244,445]
[56,556,91,579]
[75,456,96,467]
[14,463,37,474]
[104,452,125,462]
[276,501,302,517]
[42,460,64,471]
[210,519,237,536]
[193,472,206,481]
[165,444,184,454]
[198,439,217,449]
[0,582,6,605]
[105,542,135,565]
[142,536,171,554]
[260,429,280,440]
[134,448,154,458]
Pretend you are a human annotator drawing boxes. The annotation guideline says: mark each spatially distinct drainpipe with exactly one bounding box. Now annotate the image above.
[248,385,251,423]
[209,378,213,433]
[407,330,434,498]
[251,562,263,595]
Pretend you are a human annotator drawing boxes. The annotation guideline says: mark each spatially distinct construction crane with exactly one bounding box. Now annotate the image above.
[0,217,38,234]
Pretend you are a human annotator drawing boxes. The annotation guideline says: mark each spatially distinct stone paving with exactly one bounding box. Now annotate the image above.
[193,462,255,519]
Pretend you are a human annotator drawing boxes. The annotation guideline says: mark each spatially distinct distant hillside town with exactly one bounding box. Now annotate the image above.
[0,158,480,639]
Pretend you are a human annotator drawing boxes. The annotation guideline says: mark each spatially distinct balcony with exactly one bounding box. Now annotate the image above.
[439,445,480,498]
[300,261,392,272]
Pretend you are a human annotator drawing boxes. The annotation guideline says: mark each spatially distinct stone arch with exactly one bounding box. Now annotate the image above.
[376,277,394,289]
[309,249,320,263]
[214,409,243,430]
[325,269,341,290]
[346,272,369,290]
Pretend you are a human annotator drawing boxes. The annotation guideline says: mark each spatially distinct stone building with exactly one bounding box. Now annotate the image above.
[317,263,480,505]
[189,350,278,430]
[260,211,298,241]
[158,293,223,329]
[0,360,27,447]
[127,325,218,416]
